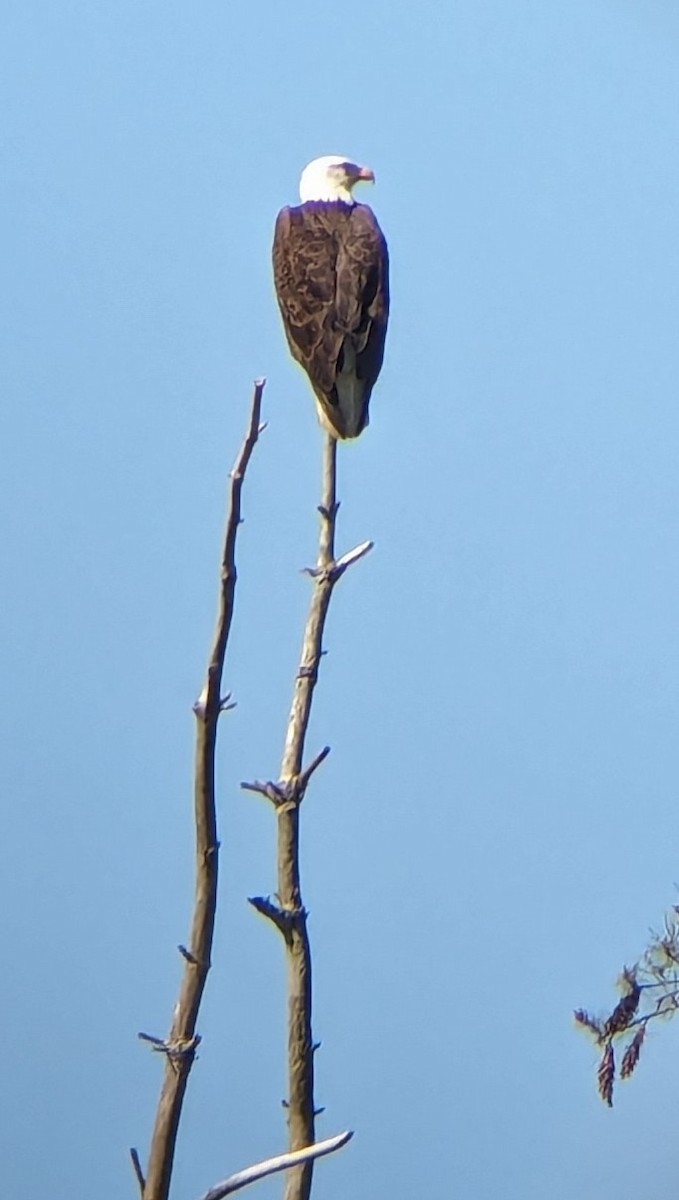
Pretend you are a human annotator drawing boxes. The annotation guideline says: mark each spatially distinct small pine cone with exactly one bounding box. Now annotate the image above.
[604,984,641,1037]
[597,1043,615,1107]
[620,1026,645,1080]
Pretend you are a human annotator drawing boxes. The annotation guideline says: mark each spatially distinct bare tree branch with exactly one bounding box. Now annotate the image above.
[140,380,265,1200]
[246,432,370,1200]
[296,746,331,795]
[197,1131,353,1200]
[248,895,293,939]
[240,778,286,805]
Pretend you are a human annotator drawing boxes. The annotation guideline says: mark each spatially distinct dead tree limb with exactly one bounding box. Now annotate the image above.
[245,432,372,1200]
[136,380,266,1200]
[197,1131,353,1200]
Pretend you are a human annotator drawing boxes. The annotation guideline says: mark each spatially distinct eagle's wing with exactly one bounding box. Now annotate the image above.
[272,205,338,396]
[272,204,389,438]
[334,206,389,426]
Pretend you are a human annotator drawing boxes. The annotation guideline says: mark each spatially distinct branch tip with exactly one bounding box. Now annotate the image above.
[248,895,292,936]
[240,778,285,805]
[298,745,331,792]
[139,1031,201,1059]
[139,1031,165,1048]
[333,539,374,575]
[129,1147,146,1195]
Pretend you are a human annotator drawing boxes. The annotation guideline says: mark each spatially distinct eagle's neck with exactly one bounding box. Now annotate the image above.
[299,182,355,205]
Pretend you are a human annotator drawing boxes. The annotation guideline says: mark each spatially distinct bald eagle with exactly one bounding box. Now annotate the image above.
[272,155,389,440]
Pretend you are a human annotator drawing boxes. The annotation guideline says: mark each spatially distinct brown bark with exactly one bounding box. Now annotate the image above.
[134,381,265,1200]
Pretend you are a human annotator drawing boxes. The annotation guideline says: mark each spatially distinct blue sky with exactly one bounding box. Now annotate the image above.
[3,2,679,1197]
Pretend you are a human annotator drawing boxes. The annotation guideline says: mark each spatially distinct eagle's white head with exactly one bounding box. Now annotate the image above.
[299,155,375,205]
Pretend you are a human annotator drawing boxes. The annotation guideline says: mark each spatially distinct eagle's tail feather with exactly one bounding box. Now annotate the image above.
[322,340,367,439]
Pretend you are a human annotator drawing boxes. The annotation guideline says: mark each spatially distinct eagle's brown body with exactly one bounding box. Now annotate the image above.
[272,200,389,439]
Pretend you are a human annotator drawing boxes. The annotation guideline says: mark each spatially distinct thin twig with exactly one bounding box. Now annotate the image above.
[130,1147,146,1195]
[197,1132,353,1200]
[297,746,331,795]
[140,381,265,1200]
[333,539,374,576]
[240,778,286,805]
[248,431,369,1200]
[248,895,293,939]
